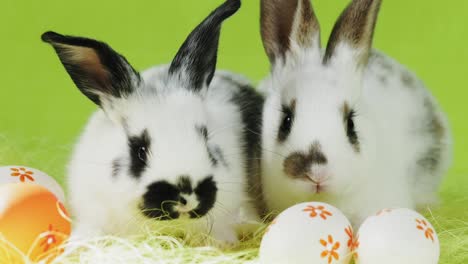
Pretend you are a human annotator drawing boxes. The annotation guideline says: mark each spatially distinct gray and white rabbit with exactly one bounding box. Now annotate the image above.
[259,0,452,224]
[42,0,263,245]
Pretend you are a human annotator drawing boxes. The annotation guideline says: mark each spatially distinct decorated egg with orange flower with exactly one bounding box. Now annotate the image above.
[0,183,71,263]
[355,208,439,264]
[259,202,353,264]
[0,166,65,201]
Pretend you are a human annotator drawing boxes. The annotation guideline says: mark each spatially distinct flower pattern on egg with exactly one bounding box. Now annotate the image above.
[10,167,35,182]
[416,219,435,242]
[345,225,359,259]
[320,235,340,264]
[40,224,60,252]
[303,205,333,220]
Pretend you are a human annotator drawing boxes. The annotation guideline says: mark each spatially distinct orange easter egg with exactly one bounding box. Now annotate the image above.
[0,183,71,263]
[0,166,66,202]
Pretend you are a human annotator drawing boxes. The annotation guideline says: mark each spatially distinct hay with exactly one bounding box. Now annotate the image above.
[48,215,468,264]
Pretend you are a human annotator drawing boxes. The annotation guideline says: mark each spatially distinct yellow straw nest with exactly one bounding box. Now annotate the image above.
[0,212,466,264]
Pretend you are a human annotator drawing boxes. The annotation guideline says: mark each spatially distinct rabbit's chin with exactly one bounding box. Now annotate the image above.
[288,180,334,198]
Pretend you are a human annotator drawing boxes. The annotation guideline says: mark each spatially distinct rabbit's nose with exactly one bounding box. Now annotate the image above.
[283,142,327,180]
[307,167,330,194]
[177,193,199,213]
[176,175,193,194]
[308,161,330,181]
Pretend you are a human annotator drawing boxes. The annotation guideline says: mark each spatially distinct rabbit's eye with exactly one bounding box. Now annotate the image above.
[128,130,151,178]
[138,146,148,163]
[346,110,359,149]
[278,103,295,142]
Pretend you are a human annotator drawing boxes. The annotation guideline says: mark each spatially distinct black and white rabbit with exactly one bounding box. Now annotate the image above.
[259,0,452,224]
[42,0,263,245]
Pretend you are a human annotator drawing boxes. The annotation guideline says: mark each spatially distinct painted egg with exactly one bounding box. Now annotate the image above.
[0,183,71,263]
[355,208,439,264]
[259,202,353,264]
[0,166,65,201]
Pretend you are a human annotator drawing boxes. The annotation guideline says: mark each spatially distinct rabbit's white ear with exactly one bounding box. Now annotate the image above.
[42,31,140,108]
[261,0,321,65]
[323,0,382,69]
[168,0,240,92]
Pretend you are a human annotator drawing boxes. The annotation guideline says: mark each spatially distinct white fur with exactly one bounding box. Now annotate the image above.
[260,42,452,225]
[67,66,258,244]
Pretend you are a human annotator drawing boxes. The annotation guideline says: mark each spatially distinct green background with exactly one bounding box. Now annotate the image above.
[0,0,466,216]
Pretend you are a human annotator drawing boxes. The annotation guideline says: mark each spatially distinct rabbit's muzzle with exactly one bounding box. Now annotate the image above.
[141,175,217,220]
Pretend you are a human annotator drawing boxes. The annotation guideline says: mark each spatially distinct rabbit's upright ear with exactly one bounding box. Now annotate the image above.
[168,0,241,91]
[42,31,140,107]
[260,0,321,65]
[323,0,382,68]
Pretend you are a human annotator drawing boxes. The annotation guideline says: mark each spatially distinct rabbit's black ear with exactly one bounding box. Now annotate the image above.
[168,0,241,91]
[261,0,321,65]
[42,31,140,106]
[323,0,382,67]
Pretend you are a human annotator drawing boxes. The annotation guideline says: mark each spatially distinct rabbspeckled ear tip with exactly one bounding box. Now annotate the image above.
[41,31,64,43]
[220,0,241,17]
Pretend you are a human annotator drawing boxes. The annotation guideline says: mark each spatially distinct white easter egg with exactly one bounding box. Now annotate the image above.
[259,202,354,264]
[356,208,439,264]
[0,166,65,201]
